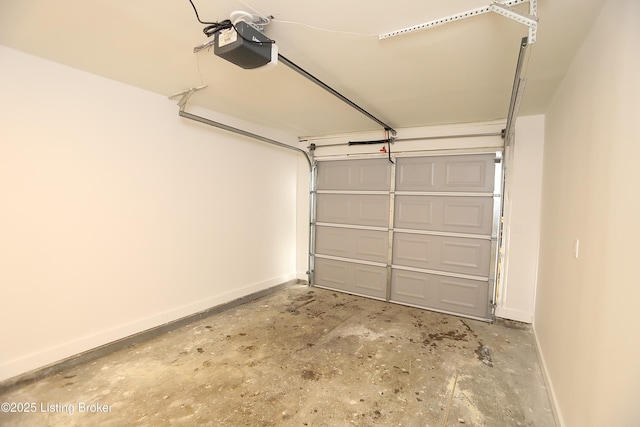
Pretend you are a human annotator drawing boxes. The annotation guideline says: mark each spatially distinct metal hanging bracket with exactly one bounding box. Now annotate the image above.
[168,85,208,112]
[489,1,538,43]
[379,0,538,44]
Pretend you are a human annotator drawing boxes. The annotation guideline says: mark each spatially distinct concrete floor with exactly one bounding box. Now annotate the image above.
[0,285,555,426]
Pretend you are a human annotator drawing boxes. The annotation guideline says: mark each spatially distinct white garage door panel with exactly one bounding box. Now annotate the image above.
[395,195,493,235]
[396,158,436,189]
[312,153,500,321]
[392,233,491,277]
[316,194,390,227]
[316,159,391,191]
[396,154,495,192]
[314,258,387,299]
[315,226,388,264]
[391,269,490,318]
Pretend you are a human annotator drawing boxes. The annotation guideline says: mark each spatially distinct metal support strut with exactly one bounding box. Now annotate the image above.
[379,0,538,44]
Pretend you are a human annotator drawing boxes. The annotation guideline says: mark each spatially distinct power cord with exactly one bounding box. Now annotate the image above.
[187,0,274,45]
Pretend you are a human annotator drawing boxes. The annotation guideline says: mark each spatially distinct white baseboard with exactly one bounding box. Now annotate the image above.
[532,323,565,427]
[495,306,533,323]
[0,274,296,383]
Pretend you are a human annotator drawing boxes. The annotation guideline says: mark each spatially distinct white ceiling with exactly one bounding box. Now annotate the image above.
[0,0,606,137]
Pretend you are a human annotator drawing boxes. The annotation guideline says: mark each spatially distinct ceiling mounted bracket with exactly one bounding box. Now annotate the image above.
[379,0,538,44]
[168,85,208,112]
[489,1,538,43]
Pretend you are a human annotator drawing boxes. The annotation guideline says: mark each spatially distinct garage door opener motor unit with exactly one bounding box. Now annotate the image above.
[214,20,277,69]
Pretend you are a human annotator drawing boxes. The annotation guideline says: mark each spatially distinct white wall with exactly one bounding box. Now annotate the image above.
[534,0,640,425]
[497,115,545,323]
[0,45,300,382]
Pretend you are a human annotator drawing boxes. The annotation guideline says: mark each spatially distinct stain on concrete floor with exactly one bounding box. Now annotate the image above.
[0,285,555,426]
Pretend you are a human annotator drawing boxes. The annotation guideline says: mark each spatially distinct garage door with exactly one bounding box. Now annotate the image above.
[312,153,501,321]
